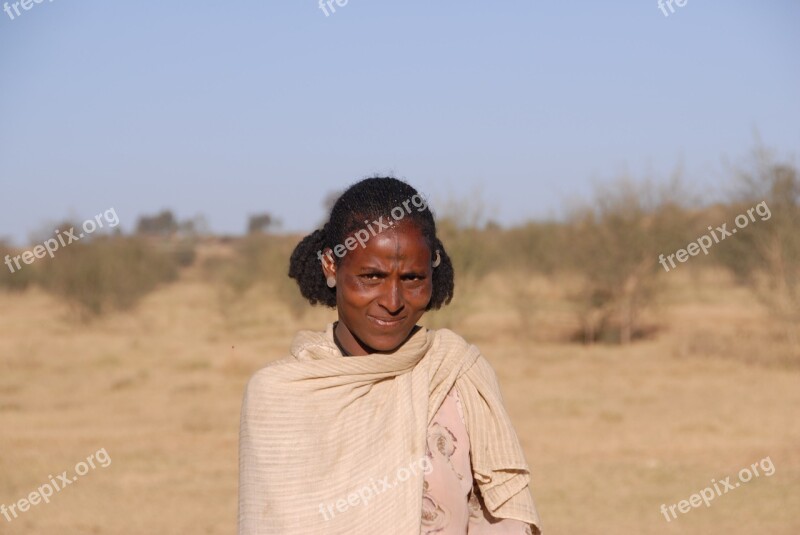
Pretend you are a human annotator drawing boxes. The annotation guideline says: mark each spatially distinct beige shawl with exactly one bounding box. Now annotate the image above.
[238,323,541,534]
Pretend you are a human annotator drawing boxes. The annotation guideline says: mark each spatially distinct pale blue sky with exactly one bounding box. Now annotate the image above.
[1,1,798,245]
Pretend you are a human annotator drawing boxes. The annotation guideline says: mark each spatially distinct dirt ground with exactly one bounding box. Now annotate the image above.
[1,265,798,534]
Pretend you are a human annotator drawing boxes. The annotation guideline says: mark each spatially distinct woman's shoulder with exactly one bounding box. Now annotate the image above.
[428,326,474,351]
[243,324,334,390]
[428,327,492,370]
[242,356,296,394]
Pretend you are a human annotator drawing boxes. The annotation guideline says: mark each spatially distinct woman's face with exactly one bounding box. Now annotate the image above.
[321,220,434,355]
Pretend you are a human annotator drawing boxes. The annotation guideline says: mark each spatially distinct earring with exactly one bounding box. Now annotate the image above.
[432,250,441,268]
[326,276,336,288]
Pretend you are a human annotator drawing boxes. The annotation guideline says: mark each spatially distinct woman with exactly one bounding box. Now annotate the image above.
[238,177,542,534]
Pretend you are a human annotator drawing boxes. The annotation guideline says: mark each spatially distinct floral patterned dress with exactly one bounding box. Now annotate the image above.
[422,388,537,535]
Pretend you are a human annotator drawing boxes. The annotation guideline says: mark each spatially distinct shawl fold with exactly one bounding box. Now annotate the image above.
[238,323,541,534]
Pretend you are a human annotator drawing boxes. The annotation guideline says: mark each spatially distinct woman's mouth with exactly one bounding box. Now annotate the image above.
[368,315,406,328]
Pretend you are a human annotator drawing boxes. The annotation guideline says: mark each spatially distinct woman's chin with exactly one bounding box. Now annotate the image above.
[359,331,411,353]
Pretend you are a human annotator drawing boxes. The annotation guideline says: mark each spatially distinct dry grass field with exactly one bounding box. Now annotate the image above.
[1,255,798,534]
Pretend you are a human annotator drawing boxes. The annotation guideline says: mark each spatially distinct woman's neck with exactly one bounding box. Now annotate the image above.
[333,320,421,356]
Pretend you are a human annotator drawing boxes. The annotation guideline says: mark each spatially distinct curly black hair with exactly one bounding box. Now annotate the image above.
[288,176,454,310]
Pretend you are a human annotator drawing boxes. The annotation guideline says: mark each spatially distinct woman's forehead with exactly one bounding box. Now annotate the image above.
[347,226,430,263]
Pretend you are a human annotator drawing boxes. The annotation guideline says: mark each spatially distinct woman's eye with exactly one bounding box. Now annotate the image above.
[359,273,424,282]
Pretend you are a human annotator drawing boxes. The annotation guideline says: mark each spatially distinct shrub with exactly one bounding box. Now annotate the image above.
[715,151,800,351]
[564,175,695,344]
[0,242,38,292]
[37,236,179,319]
[205,233,308,319]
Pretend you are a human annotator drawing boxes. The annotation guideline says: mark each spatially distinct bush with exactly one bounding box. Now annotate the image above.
[563,175,695,344]
[501,221,567,275]
[715,152,800,350]
[204,233,308,319]
[37,236,180,319]
[0,243,38,292]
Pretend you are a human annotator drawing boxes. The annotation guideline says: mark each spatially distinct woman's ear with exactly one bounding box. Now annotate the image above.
[320,247,336,280]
